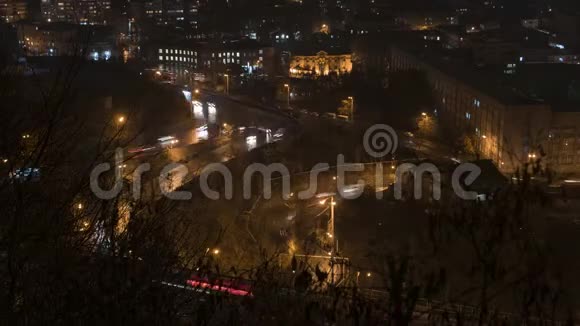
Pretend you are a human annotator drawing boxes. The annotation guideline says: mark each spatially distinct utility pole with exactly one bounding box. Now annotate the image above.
[224,74,229,95]
[284,83,290,108]
[348,96,354,121]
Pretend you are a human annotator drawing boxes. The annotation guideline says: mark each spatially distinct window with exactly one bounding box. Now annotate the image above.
[158,55,163,61]
[158,49,162,53]
[474,99,480,108]
[466,112,471,120]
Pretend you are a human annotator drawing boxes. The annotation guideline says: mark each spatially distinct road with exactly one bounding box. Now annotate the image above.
[120,89,296,192]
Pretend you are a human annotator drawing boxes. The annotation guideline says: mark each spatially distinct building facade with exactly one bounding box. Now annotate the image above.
[17,22,115,59]
[0,0,27,23]
[154,41,275,76]
[289,50,352,78]
[41,0,111,25]
[389,45,580,175]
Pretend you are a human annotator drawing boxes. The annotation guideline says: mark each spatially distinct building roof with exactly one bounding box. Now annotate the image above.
[513,63,580,112]
[395,41,543,106]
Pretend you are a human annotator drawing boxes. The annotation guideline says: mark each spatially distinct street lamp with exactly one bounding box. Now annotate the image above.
[284,83,290,108]
[347,96,354,121]
[421,112,427,117]
[224,74,230,95]
[117,115,126,124]
[319,196,336,247]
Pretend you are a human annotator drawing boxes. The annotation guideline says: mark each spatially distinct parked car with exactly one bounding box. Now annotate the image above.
[322,112,337,119]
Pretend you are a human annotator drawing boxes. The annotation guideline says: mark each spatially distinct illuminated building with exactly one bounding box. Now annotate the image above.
[289,50,352,78]
[154,40,275,76]
[389,44,580,173]
[41,0,111,25]
[0,0,27,23]
[16,22,114,59]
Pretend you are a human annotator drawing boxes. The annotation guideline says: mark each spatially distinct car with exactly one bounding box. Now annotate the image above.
[309,112,319,118]
[299,109,309,115]
[322,112,337,119]
[158,136,179,148]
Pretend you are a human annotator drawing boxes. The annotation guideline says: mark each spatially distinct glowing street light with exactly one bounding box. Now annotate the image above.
[284,83,290,108]
[117,115,126,124]
[213,249,220,255]
[347,96,354,121]
[318,195,336,250]
[224,74,230,95]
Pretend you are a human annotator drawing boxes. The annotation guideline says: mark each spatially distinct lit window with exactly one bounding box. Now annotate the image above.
[474,99,480,107]
[158,49,162,53]
[159,55,163,60]
[466,112,471,120]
